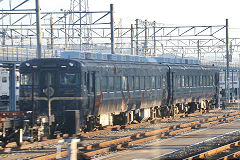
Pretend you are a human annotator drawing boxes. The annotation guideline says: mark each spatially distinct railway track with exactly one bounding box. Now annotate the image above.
[0,110,203,158]
[186,140,240,160]
[31,109,240,160]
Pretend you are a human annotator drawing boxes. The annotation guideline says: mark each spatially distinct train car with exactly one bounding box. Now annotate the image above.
[170,65,219,113]
[19,58,219,134]
[219,69,239,101]
[0,69,19,104]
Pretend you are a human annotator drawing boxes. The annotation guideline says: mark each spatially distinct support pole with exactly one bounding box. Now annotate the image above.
[238,69,239,109]
[197,40,200,60]
[136,19,139,56]
[64,11,68,50]
[144,20,148,56]
[36,0,42,58]
[9,64,16,111]
[226,19,230,103]
[131,24,134,55]
[50,14,54,56]
[110,4,115,54]
[153,21,156,56]
[232,71,234,102]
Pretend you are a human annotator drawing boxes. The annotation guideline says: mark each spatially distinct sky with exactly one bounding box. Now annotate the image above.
[38,0,240,28]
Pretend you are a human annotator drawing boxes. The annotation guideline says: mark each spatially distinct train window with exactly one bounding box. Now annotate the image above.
[16,76,20,82]
[60,73,77,85]
[206,76,209,86]
[234,73,238,81]
[2,77,7,83]
[195,76,198,87]
[200,76,203,86]
[209,75,212,86]
[109,77,114,92]
[135,76,140,90]
[211,75,214,86]
[122,76,127,91]
[145,77,150,90]
[182,75,184,87]
[151,76,156,89]
[48,73,55,86]
[115,76,121,91]
[178,76,182,88]
[128,76,133,90]
[140,76,144,90]
[207,76,210,86]
[189,76,193,87]
[96,77,100,93]
[21,73,39,85]
[219,73,224,82]
[203,76,207,86]
[192,76,194,87]
[201,76,204,86]
[21,73,32,85]
[192,76,195,87]
[184,75,189,87]
[156,76,161,89]
[163,76,166,88]
[175,75,179,88]
[197,76,199,86]
[179,75,182,88]
[102,76,108,92]
[84,72,87,86]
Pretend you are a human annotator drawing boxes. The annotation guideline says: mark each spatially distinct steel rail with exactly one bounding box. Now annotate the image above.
[186,140,240,160]
[31,111,240,160]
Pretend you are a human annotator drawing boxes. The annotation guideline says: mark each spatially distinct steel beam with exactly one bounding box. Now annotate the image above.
[35,0,42,58]
[226,19,230,103]
[9,63,16,111]
[110,4,115,54]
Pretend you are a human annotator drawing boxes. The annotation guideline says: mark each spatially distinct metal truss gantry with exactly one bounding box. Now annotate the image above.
[1,0,240,63]
[0,0,115,56]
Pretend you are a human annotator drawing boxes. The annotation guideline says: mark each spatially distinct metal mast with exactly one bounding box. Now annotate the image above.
[36,0,42,58]
[70,0,92,51]
[226,19,230,103]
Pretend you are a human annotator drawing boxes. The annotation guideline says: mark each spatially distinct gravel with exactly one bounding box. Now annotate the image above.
[158,130,240,159]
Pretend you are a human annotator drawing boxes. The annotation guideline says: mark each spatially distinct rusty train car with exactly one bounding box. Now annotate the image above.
[17,58,219,135]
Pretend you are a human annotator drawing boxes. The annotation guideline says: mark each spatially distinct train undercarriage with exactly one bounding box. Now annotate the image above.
[85,100,215,132]
[0,100,215,148]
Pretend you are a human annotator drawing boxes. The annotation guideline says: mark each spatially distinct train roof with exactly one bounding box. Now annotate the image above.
[60,51,201,65]
[20,57,219,72]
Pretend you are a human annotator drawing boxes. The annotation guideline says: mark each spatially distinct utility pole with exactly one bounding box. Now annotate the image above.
[153,21,156,56]
[64,11,68,50]
[36,0,42,58]
[144,20,148,56]
[136,19,139,56]
[226,19,230,103]
[110,4,115,54]
[50,14,54,56]
[9,64,16,111]
[197,40,200,60]
[131,24,134,55]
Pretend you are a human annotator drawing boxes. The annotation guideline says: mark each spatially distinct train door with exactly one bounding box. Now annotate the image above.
[166,67,171,106]
[40,71,56,98]
[87,71,96,115]
[215,71,220,107]
[171,72,174,105]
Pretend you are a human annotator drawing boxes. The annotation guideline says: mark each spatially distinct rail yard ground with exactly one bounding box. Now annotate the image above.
[95,108,240,160]
[1,107,240,160]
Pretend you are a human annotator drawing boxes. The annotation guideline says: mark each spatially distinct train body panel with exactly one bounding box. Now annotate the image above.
[0,69,19,104]
[170,65,218,105]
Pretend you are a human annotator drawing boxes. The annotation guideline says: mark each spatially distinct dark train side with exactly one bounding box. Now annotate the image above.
[18,58,219,135]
